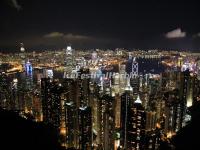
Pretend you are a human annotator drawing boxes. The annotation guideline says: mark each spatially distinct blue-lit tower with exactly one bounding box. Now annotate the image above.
[25,59,33,73]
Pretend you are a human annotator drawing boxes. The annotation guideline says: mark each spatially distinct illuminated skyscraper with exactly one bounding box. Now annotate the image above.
[177,57,183,70]
[63,46,75,78]
[101,95,115,150]
[77,68,90,107]
[119,63,126,94]
[197,59,200,80]
[20,43,26,71]
[78,106,92,150]
[131,57,138,78]
[25,59,33,73]
[23,59,34,113]
[129,57,139,97]
[179,69,191,127]
[18,43,34,113]
[62,76,91,149]
[62,78,77,104]
[127,95,146,150]
[0,72,11,109]
[120,78,133,149]
[193,75,200,103]
[41,78,62,129]
[130,76,140,96]
[145,111,157,132]
[65,101,79,148]
[89,82,100,146]
[115,93,121,128]
[121,90,146,149]
[11,78,19,110]
[91,51,98,65]
[164,90,183,134]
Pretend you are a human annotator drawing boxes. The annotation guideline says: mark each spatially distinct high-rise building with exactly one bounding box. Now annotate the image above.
[127,95,146,150]
[95,92,115,149]
[177,57,183,69]
[77,68,90,107]
[90,83,101,147]
[197,59,200,80]
[62,77,92,149]
[63,46,75,78]
[0,72,11,109]
[193,75,200,103]
[128,57,139,97]
[164,90,183,134]
[130,77,140,96]
[119,63,126,94]
[20,43,26,71]
[65,101,79,148]
[25,59,33,73]
[24,71,34,113]
[41,78,62,129]
[179,69,191,127]
[78,106,92,150]
[120,79,133,149]
[62,78,77,104]
[101,94,115,150]
[146,111,157,132]
[131,57,139,78]
[115,93,121,128]
[10,78,19,111]
[91,51,98,65]
[121,91,146,149]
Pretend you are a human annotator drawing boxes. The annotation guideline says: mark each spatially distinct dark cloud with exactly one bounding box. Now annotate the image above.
[192,33,200,38]
[44,32,64,38]
[43,32,91,40]
[64,33,90,40]
[11,0,22,11]
[0,1,200,51]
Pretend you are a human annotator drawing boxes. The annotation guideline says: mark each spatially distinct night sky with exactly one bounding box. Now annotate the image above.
[0,0,200,51]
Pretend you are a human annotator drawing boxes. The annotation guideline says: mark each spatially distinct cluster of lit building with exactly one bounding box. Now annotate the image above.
[0,45,200,149]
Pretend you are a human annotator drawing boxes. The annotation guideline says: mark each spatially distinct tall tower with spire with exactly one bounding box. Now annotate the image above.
[20,43,26,71]
[120,78,133,149]
[131,57,138,78]
[121,82,146,150]
[63,45,75,78]
[127,95,146,150]
[130,57,140,96]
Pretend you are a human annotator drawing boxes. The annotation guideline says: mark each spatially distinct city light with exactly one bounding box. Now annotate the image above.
[0,2,200,149]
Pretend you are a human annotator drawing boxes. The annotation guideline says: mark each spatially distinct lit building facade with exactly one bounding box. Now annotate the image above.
[41,78,62,129]
[78,106,92,150]
[63,46,75,78]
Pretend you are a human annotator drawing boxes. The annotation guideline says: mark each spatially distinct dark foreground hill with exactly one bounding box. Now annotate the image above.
[0,108,64,150]
[172,101,200,150]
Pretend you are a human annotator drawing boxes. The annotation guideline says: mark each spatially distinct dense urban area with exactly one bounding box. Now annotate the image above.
[0,45,200,149]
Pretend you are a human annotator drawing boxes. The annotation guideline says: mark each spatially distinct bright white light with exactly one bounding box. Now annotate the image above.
[20,47,25,52]
[187,98,192,107]
[47,69,53,78]
[135,95,142,104]
[13,78,18,83]
[67,46,72,51]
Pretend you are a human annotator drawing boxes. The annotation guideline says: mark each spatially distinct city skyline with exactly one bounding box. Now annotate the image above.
[0,46,200,149]
[1,1,200,51]
[1,1,200,150]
